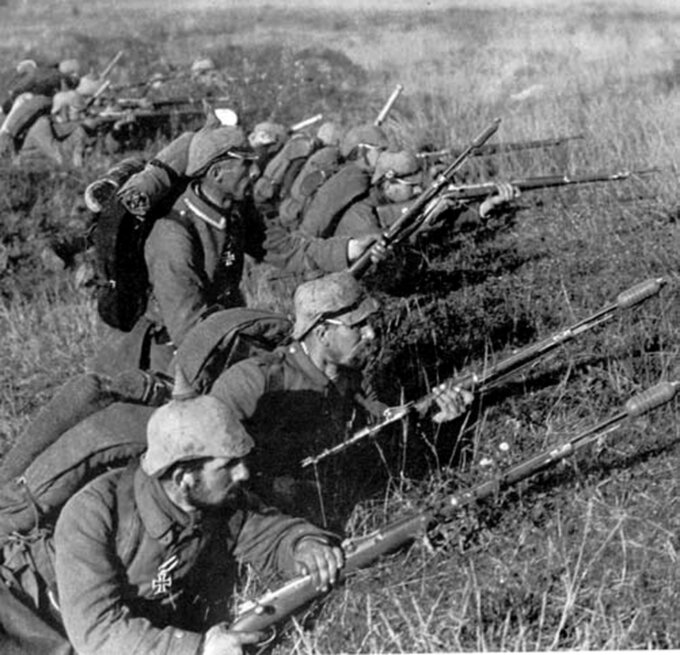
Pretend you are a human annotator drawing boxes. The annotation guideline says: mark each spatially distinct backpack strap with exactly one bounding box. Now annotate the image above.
[113,462,144,568]
[261,350,287,395]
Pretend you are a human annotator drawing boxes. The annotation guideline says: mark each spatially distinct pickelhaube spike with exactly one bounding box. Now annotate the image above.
[172,365,198,401]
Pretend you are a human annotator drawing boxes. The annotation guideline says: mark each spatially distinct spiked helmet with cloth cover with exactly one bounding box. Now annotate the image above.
[142,368,254,477]
[292,272,379,340]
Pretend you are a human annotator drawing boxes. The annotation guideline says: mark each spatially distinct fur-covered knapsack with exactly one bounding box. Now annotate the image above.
[91,135,193,332]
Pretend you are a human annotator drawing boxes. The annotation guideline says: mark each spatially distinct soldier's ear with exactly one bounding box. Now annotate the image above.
[170,462,199,492]
[206,162,222,181]
[314,322,331,343]
[170,465,187,489]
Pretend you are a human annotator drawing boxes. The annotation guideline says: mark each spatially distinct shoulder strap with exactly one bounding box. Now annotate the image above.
[261,350,287,395]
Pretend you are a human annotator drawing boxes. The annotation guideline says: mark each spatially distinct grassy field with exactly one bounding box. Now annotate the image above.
[2,0,680,651]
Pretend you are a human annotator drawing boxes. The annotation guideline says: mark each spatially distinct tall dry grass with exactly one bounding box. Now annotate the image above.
[0,283,100,453]
[2,0,680,651]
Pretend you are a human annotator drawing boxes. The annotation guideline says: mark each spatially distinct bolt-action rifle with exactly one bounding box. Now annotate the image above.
[374,84,404,126]
[89,106,206,130]
[301,277,666,468]
[348,117,502,278]
[416,134,584,162]
[113,96,216,110]
[439,168,659,204]
[232,379,679,637]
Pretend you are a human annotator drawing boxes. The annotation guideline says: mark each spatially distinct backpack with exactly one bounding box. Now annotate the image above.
[297,161,371,238]
[0,307,291,543]
[172,306,292,393]
[278,145,342,230]
[252,134,319,210]
[0,402,152,543]
[93,195,157,331]
[91,146,191,332]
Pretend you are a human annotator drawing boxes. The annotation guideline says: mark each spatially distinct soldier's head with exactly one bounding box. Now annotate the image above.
[187,126,258,202]
[292,272,379,370]
[248,122,288,150]
[190,57,219,85]
[16,59,37,76]
[316,121,344,147]
[51,90,86,122]
[143,372,254,511]
[58,59,81,87]
[75,74,101,98]
[340,123,389,170]
[372,150,423,203]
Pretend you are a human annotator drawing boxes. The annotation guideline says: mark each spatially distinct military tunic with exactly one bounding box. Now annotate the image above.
[144,183,265,346]
[53,465,332,655]
[209,341,386,477]
[298,162,371,238]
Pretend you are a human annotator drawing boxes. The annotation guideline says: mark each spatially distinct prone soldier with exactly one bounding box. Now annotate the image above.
[298,122,390,238]
[0,384,343,655]
[206,272,472,516]
[0,58,81,158]
[333,150,520,239]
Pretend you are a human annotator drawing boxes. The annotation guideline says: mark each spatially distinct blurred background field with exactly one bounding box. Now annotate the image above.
[2,0,680,651]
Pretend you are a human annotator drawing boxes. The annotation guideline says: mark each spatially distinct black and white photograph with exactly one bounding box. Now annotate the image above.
[0,0,678,652]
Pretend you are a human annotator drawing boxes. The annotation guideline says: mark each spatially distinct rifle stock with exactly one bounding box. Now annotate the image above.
[301,277,666,468]
[232,379,679,635]
[348,117,501,278]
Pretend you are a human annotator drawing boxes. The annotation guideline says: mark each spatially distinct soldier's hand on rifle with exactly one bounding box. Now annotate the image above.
[479,181,520,218]
[201,623,264,655]
[347,234,388,265]
[431,384,474,423]
[293,537,344,592]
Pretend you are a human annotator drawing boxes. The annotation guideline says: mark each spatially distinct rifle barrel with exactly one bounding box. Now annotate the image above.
[374,84,404,126]
[443,379,679,517]
[444,169,659,201]
[236,379,679,637]
[99,51,124,80]
[417,135,585,161]
[301,277,666,468]
[290,113,324,133]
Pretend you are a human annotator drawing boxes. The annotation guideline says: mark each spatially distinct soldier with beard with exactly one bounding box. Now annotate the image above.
[0,383,343,655]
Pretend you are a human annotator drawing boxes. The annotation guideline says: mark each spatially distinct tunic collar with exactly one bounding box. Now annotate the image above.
[134,467,201,542]
[180,183,231,230]
[287,340,333,390]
